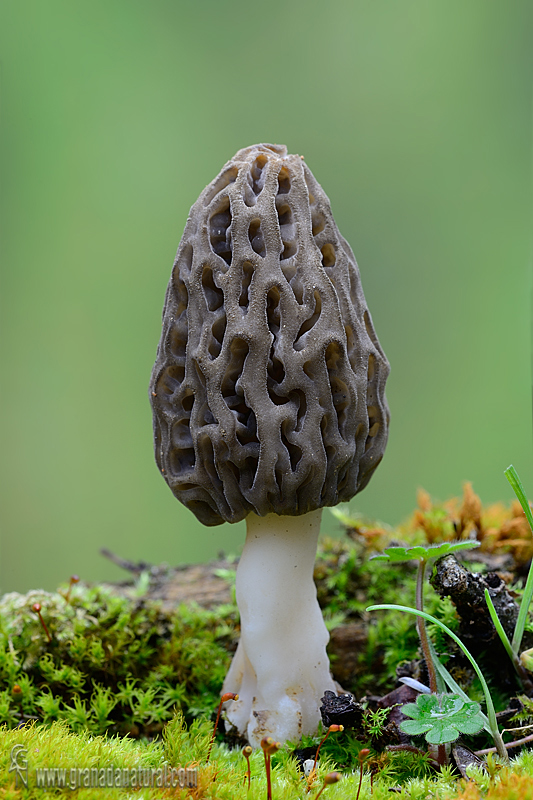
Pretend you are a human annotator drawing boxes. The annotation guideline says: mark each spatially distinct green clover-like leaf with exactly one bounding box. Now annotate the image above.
[370,540,480,563]
[400,693,484,745]
[399,719,433,736]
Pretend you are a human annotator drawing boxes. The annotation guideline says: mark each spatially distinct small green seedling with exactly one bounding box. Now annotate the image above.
[370,540,480,564]
[400,693,485,745]
[363,706,390,739]
[367,604,509,763]
[371,538,480,766]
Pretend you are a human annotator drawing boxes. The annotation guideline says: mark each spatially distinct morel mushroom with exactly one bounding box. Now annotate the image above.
[149,144,389,745]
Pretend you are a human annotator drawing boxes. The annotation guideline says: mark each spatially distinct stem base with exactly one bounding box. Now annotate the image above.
[223,510,336,746]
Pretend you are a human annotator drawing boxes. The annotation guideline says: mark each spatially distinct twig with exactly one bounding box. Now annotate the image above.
[99,548,152,574]
[475,732,533,756]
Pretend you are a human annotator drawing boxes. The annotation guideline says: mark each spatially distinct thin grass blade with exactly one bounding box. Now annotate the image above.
[504,466,533,655]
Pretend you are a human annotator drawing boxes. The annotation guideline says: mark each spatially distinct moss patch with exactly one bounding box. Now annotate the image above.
[2,484,533,795]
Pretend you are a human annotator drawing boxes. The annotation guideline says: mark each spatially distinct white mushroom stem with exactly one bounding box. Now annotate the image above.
[222,508,337,746]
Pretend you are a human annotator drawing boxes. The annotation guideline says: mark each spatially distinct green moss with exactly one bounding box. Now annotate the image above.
[0,512,508,736]
[2,713,533,799]
[0,584,237,735]
[2,487,533,795]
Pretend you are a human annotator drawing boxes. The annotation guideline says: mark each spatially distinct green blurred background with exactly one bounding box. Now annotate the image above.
[1,1,532,594]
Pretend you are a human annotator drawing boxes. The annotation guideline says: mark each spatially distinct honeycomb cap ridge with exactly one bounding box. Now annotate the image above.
[149,144,390,525]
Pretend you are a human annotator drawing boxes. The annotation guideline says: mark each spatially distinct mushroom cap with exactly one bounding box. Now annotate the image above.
[149,144,389,525]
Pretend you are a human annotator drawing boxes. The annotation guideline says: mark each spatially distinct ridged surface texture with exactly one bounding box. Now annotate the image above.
[149,144,390,525]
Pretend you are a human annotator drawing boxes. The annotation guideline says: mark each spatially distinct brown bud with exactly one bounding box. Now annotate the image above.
[221,692,239,703]
[12,684,22,699]
[261,736,275,752]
